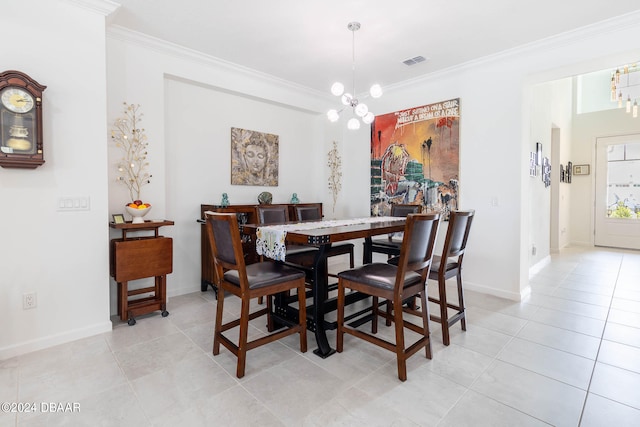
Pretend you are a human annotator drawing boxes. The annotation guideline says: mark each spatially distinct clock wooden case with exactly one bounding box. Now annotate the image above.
[0,70,47,169]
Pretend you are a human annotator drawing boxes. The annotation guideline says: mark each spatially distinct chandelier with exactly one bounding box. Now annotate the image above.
[327,22,382,130]
[610,63,639,118]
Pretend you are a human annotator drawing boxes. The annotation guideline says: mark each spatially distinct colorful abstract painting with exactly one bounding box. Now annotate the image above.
[370,98,460,219]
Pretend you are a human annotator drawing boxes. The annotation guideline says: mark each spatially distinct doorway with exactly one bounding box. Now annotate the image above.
[594,133,640,249]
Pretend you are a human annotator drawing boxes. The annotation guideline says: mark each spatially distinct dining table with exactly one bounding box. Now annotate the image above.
[241,216,407,358]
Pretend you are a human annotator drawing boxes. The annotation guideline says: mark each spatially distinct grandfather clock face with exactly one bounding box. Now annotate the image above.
[0,70,46,169]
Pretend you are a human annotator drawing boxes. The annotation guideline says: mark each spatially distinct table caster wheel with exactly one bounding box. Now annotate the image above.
[161,310,169,317]
[127,318,136,326]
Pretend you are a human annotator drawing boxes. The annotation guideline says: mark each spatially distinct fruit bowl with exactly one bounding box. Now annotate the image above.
[125,204,152,223]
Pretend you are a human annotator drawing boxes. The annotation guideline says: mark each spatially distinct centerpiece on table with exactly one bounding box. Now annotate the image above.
[111,102,152,223]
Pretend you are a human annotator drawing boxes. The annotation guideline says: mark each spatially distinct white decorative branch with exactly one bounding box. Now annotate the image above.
[111,102,151,201]
[327,141,342,214]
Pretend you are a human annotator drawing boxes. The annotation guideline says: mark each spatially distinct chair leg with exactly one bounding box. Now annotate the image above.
[371,296,378,334]
[213,290,224,355]
[438,276,451,346]
[420,290,432,359]
[362,241,371,265]
[266,294,274,332]
[336,280,346,353]
[393,297,407,382]
[457,272,467,331]
[236,297,251,378]
[385,300,392,326]
[297,285,308,353]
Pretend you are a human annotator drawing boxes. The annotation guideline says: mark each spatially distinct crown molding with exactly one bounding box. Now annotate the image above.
[387,10,640,93]
[60,0,120,16]
[105,10,640,105]
[106,25,329,102]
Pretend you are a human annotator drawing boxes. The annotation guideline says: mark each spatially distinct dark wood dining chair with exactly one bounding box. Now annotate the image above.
[293,205,321,221]
[428,209,475,345]
[204,211,307,378]
[257,205,291,225]
[337,213,440,381]
[255,205,317,308]
[292,204,355,275]
[364,204,421,263]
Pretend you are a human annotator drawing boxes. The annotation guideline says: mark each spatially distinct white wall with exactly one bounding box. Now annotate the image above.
[106,31,336,306]
[356,16,640,299]
[367,65,525,299]
[0,0,114,359]
[163,76,326,296]
[528,78,573,263]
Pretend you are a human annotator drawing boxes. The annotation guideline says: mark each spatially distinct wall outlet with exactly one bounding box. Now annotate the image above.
[23,292,37,310]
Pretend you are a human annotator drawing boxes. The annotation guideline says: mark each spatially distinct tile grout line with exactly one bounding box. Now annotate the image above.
[102,333,154,426]
[434,296,541,425]
[455,260,603,425]
[576,252,623,426]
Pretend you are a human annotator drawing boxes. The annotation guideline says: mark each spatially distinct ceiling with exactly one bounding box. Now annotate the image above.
[108,1,640,94]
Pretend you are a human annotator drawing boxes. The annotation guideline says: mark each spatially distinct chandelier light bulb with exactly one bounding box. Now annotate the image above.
[627,96,632,113]
[355,103,368,117]
[618,92,623,108]
[634,100,638,118]
[370,84,383,98]
[347,117,360,130]
[331,82,345,96]
[327,109,340,122]
[363,112,375,124]
[341,93,352,106]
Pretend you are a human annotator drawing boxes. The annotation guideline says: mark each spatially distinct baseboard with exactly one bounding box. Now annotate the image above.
[167,283,204,298]
[529,255,551,278]
[0,321,113,361]
[464,280,526,302]
[569,240,592,247]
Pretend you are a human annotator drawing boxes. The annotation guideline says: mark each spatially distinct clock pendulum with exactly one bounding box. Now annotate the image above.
[6,113,31,151]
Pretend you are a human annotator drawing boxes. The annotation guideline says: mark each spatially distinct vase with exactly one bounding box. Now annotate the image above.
[125,205,152,223]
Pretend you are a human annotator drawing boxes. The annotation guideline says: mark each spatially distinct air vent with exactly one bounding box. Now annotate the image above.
[402,56,427,66]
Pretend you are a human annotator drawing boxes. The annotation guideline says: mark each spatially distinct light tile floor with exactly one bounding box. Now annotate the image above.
[3,246,640,426]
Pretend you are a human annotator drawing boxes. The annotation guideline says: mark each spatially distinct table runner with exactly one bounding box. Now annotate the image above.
[256,216,401,261]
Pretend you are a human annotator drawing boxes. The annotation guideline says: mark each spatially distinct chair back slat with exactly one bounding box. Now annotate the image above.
[211,218,237,265]
[205,211,248,289]
[295,206,322,221]
[257,206,289,224]
[442,210,475,259]
[382,204,421,242]
[394,213,440,290]
[391,204,421,217]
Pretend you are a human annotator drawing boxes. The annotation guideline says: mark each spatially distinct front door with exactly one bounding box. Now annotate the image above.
[594,134,640,249]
